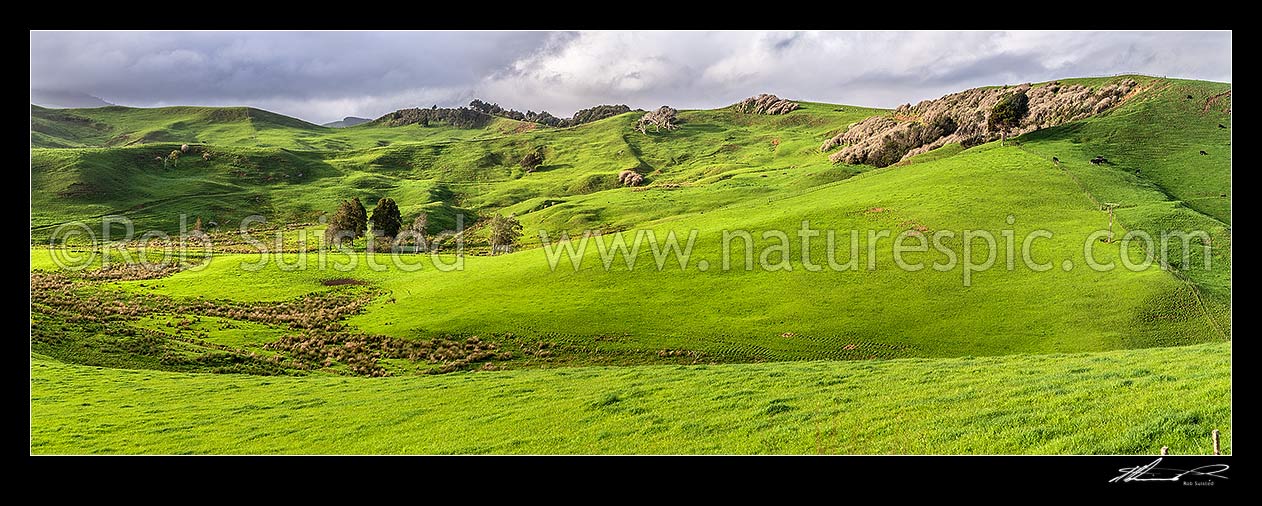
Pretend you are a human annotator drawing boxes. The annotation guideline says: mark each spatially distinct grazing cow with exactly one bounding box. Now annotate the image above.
[1051,156,1059,164]
[1090,156,1108,165]
[1219,124,1227,129]
[1200,150,1208,155]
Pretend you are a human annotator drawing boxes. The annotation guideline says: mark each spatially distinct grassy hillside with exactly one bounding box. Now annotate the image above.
[125,142,1222,364]
[31,102,883,241]
[30,342,1230,454]
[1018,77,1231,334]
[31,77,1230,366]
[29,76,1231,455]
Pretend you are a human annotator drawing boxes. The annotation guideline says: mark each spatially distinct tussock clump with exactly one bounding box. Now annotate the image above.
[80,263,185,281]
[263,332,503,377]
[321,278,367,286]
[32,269,489,377]
[736,94,800,115]
[821,79,1141,167]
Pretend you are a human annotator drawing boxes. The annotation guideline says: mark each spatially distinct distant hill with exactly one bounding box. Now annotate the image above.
[32,105,331,149]
[30,89,113,109]
[30,104,530,150]
[323,116,371,128]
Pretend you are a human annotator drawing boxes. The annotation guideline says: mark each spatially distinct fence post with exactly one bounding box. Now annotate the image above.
[1212,429,1221,455]
[1160,446,1169,456]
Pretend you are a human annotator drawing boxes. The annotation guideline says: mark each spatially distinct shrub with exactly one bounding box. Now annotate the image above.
[618,169,645,187]
[988,91,1030,145]
[520,149,545,172]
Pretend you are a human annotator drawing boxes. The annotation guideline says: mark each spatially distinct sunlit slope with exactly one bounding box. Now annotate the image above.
[1018,77,1230,334]
[138,142,1222,361]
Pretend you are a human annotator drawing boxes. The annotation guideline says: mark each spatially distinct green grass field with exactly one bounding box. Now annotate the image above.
[30,343,1230,454]
[30,75,1231,454]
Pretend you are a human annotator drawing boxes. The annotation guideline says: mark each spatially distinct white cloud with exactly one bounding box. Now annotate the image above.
[30,30,1231,124]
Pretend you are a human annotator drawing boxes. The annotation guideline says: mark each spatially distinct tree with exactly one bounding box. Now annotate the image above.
[565,104,632,127]
[324,200,356,247]
[520,148,545,172]
[487,213,523,255]
[348,197,368,238]
[369,197,403,238]
[988,91,1029,146]
[636,106,679,134]
[405,213,430,252]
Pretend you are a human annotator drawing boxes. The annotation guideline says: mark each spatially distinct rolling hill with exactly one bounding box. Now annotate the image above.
[29,75,1231,454]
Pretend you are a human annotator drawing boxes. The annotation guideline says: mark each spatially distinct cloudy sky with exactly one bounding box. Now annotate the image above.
[30,31,1232,125]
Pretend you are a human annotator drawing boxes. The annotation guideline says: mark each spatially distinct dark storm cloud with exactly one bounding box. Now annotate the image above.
[30,31,1231,124]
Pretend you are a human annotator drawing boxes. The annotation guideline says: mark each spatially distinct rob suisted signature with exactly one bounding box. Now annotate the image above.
[1110,458,1229,483]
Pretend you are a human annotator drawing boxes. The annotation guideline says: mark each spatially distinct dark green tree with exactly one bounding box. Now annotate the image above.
[369,197,403,238]
[988,91,1030,146]
[324,200,356,247]
[348,197,368,238]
